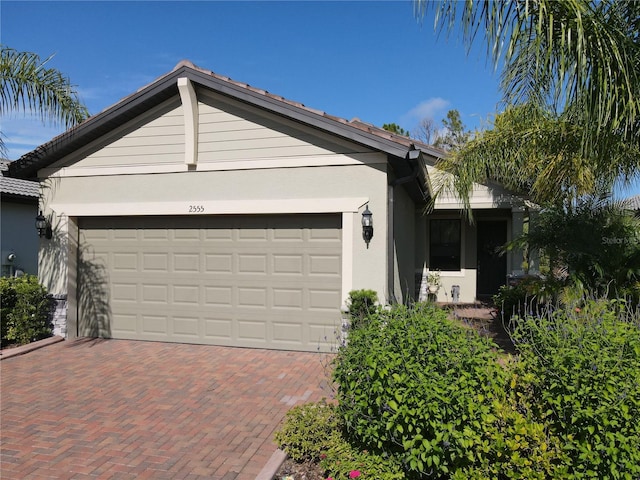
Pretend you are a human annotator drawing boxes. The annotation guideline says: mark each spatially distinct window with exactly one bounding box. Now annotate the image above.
[429,219,461,271]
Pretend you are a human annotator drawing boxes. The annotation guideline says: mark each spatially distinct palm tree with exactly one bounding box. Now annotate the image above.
[0,46,88,156]
[415,0,640,208]
[431,103,639,211]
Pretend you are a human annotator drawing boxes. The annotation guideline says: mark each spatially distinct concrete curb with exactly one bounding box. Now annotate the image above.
[255,449,287,480]
[0,335,65,360]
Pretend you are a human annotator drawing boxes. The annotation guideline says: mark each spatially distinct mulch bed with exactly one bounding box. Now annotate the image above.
[275,457,326,480]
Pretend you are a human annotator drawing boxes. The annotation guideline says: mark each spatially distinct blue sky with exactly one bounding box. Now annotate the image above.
[1,1,501,155]
[2,0,637,197]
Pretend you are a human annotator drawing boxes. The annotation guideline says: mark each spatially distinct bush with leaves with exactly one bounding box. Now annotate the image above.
[332,303,556,476]
[494,275,563,322]
[274,400,341,462]
[512,300,640,478]
[346,289,378,330]
[0,275,54,346]
[274,400,405,479]
[320,435,406,480]
[517,198,640,298]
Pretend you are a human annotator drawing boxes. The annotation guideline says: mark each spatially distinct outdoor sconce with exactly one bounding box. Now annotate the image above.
[35,211,52,239]
[362,205,373,248]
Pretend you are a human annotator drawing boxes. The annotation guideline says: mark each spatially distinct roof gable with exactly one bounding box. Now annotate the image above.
[9,61,443,184]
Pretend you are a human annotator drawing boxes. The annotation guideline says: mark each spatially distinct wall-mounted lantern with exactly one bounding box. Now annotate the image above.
[35,211,52,239]
[361,204,373,248]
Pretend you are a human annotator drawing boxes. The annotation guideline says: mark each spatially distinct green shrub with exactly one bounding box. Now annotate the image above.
[494,276,561,322]
[274,400,405,479]
[512,300,640,478]
[0,275,54,347]
[334,303,516,476]
[320,438,406,480]
[274,400,340,462]
[347,289,379,330]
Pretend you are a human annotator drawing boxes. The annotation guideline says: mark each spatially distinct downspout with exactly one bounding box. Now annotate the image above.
[387,145,421,304]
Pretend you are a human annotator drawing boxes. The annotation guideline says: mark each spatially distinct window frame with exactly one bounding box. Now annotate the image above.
[428,218,462,272]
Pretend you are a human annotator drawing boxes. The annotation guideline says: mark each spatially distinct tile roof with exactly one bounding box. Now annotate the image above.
[168,60,433,152]
[1,160,39,198]
[9,60,445,180]
[624,194,640,210]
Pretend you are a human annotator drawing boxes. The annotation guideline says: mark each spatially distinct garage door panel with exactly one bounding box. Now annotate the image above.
[204,317,233,340]
[79,214,341,351]
[204,286,233,306]
[173,228,201,240]
[205,254,233,273]
[272,254,303,275]
[272,288,304,309]
[141,284,168,303]
[205,229,233,241]
[142,315,169,335]
[113,253,138,272]
[112,228,137,240]
[112,314,137,334]
[309,255,341,276]
[273,228,303,241]
[174,254,200,272]
[173,285,200,305]
[237,320,267,341]
[309,289,342,311]
[238,254,268,274]
[237,287,267,308]
[273,322,303,344]
[142,253,169,272]
[112,283,137,302]
[172,316,200,337]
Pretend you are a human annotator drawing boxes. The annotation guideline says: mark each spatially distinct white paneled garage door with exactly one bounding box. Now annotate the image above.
[78,214,342,351]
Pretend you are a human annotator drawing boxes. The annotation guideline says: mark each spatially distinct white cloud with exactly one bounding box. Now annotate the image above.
[1,115,64,160]
[401,97,450,125]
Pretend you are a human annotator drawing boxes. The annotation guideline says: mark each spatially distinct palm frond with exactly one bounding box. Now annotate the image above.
[414,0,640,164]
[0,46,89,155]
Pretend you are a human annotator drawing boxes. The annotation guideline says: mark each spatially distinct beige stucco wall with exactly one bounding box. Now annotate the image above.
[391,183,416,303]
[38,85,396,314]
[40,163,390,312]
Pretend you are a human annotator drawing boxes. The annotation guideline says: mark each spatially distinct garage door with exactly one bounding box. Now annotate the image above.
[77,214,342,351]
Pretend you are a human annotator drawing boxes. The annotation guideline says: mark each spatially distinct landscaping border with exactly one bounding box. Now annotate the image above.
[0,335,64,360]
[255,449,287,480]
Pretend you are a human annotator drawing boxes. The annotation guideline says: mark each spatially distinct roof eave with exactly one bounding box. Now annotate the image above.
[9,64,442,179]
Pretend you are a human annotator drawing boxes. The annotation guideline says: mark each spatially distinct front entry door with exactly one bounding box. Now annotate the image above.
[476,221,507,298]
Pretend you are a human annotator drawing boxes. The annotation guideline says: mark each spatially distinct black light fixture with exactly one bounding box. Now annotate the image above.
[35,211,52,239]
[361,204,373,248]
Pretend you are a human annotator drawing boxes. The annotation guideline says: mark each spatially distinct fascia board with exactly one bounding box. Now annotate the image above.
[13,64,417,178]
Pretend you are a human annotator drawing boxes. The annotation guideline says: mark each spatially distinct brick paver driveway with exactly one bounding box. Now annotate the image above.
[0,339,332,479]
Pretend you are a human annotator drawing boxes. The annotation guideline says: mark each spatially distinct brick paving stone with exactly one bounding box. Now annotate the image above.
[0,339,331,479]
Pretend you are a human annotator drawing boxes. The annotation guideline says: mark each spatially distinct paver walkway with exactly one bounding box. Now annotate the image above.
[0,339,333,479]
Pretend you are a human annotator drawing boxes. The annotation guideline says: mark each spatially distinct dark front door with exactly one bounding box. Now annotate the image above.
[477,221,507,298]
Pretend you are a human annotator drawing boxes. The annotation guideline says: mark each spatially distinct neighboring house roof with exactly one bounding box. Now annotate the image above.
[624,194,640,211]
[7,60,443,204]
[0,160,39,199]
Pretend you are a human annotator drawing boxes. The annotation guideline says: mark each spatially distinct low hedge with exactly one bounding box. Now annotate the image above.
[333,303,560,478]
[1,275,54,347]
[274,400,406,480]
[512,300,640,479]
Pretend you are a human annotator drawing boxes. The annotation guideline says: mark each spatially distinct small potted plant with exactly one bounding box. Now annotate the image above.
[427,270,442,294]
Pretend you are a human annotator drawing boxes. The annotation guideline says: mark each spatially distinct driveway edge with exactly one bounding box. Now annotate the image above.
[0,335,64,360]
[255,449,287,480]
